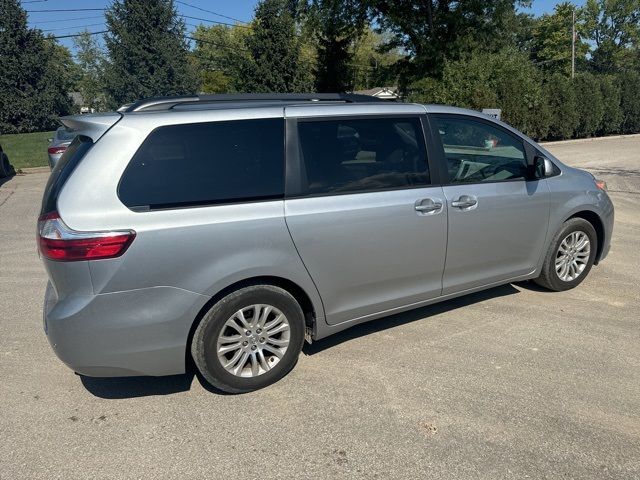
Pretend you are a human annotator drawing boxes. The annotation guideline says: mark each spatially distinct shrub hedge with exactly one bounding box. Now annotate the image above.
[408,51,640,141]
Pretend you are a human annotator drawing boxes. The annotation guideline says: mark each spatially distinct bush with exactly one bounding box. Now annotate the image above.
[619,71,640,134]
[408,49,548,139]
[598,75,623,135]
[545,73,579,140]
[573,73,604,138]
[408,57,638,140]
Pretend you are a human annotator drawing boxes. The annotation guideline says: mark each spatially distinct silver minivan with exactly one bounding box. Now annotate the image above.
[39,94,614,393]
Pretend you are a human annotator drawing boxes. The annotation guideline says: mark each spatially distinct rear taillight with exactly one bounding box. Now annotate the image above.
[38,211,135,261]
[48,146,67,155]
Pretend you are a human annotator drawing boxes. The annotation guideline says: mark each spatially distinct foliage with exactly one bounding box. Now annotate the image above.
[365,1,532,86]
[239,0,313,92]
[598,75,623,135]
[352,28,401,90]
[307,0,368,92]
[73,31,107,111]
[530,2,590,76]
[0,0,73,133]
[408,49,548,139]
[573,73,605,137]
[584,0,640,73]
[545,73,579,140]
[103,0,197,108]
[190,24,252,93]
[619,71,640,133]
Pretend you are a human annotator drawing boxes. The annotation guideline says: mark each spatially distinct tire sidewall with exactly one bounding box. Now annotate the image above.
[192,286,305,393]
[547,218,597,291]
[0,154,8,178]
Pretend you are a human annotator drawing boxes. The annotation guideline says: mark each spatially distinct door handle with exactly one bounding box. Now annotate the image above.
[451,195,478,209]
[414,198,443,214]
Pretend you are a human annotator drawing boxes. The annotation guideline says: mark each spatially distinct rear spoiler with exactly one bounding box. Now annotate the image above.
[59,112,122,143]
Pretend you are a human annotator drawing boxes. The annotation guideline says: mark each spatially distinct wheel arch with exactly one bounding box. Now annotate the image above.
[567,210,605,264]
[185,275,318,371]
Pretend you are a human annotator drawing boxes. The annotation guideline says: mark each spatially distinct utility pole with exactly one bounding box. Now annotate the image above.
[571,8,576,78]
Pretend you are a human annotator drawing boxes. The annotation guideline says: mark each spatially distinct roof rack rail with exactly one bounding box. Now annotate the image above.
[123,93,383,112]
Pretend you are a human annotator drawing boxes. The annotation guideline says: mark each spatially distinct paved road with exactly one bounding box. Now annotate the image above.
[1,136,639,479]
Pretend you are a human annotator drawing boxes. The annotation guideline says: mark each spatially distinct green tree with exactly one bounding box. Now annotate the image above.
[190,24,252,93]
[408,50,548,139]
[0,0,72,133]
[545,73,578,139]
[103,0,197,108]
[73,31,107,111]
[240,0,313,92]
[366,0,532,86]
[352,28,401,90]
[598,75,623,135]
[531,2,589,76]
[619,71,640,133]
[308,0,367,92]
[573,73,604,137]
[584,0,640,73]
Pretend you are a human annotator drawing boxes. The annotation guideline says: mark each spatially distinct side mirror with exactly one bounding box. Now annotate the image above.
[532,155,554,179]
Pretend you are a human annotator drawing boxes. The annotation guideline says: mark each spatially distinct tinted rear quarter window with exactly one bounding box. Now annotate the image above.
[118,118,285,210]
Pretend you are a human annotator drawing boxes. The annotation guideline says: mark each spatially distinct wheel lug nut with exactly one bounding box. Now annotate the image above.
[242,341,248,346]
[245,331,251,336]
[256,328,262,334]
[251,345,257,350]
[260,337,265,343]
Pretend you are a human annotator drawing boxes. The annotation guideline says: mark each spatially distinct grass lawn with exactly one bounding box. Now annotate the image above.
[0,131,54,169]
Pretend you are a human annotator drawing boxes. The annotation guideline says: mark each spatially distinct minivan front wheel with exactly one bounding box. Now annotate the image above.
[534,218,597,292]
[191,285,305,393]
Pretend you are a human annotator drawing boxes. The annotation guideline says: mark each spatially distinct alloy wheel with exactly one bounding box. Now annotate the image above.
[216,304,291,378]
[555,231,591,282]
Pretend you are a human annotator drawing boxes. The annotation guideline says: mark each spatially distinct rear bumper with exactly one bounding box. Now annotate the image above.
[43,282,208,377]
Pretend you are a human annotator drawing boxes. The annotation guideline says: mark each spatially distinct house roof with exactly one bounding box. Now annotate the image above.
[354,87,399,98]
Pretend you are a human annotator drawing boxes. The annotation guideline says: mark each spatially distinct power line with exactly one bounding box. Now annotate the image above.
[50,31,108,39]
[48,29,244,53]
[181,14,249,28]
[186,35,249,52]
[28,15,104,24]
[26,8,105,12]
[175,0,247,24]
[27,8,248,29]
[43,23,105,32]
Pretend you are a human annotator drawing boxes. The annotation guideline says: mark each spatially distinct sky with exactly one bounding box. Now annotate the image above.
[23,0,587,53]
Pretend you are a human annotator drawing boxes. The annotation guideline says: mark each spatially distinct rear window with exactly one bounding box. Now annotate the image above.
[118,118,285,210]
[56,127,76,141]
[41,135,93,214]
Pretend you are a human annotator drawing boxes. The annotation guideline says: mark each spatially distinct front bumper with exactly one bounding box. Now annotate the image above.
[43,282,208,377]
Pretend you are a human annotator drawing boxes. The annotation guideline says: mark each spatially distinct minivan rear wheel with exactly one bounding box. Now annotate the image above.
[191,285,305,393]
[534,218,597,292]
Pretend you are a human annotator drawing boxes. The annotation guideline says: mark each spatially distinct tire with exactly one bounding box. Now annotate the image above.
[0,153,12,178]
[534,217,597,292]
[191,285,305,393]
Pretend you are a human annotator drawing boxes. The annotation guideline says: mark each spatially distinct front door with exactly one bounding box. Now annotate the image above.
[284,114,448,325]
[431,114,550,294]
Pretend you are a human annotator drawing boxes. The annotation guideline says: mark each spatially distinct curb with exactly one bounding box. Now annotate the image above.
[17,166,50,174]
[541,133,640,146]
